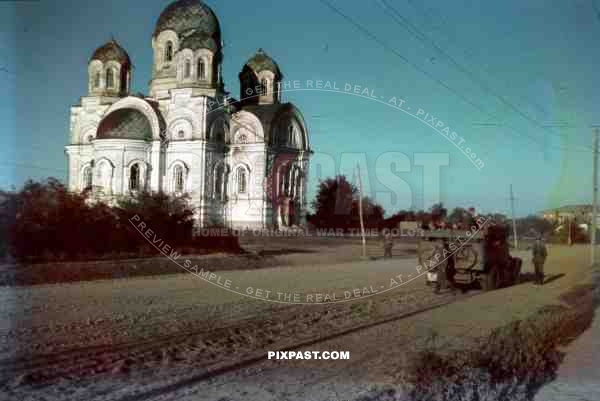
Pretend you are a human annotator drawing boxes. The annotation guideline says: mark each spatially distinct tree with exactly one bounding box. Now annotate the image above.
[447,207,465,225]
[311,175,356,230]
[310,175,385,230]
[0,178,225,262]
[117,191,194,243]
[382,210,409,229]
[352,196,385,229]
[515,215,554,238]
[430,203,448,226]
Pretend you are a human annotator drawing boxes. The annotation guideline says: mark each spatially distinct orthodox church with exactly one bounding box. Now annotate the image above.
[65,0,311,229]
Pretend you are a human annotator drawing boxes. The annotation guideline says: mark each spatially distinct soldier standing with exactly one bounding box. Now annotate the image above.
[383,230,393,258]
[532,235,548,285]
[435,241,457,294]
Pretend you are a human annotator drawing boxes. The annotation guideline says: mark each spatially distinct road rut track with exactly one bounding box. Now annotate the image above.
[1,286,478,391]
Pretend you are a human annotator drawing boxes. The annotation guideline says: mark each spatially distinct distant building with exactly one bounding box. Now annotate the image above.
[538,204,593,224]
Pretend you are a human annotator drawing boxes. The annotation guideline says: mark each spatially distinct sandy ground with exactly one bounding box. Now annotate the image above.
[0,243,593,401]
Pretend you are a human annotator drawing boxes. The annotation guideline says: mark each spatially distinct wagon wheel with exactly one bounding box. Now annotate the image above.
[455,246,478,270]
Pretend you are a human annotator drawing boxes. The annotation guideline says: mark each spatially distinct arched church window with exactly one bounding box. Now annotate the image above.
[173,165,184,193]
[197,59,206,80]
[260,78,268,95]
[96,161,112,194]
[129,164,140,191]
[178,130,185,139]
[214,164,224,199]
[94,72,101,88]
[283,167,291,196]
[106,69,114,88]
[165,41,173,62]
[83,166,93,190]
[288,124,295,147]
[184,60,191,78]
[236,167,247,194]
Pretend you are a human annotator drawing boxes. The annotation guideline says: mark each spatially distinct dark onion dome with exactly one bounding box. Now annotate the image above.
[153,0,221,41]
[242,48,282,79]
[90,39,131,67]
[180,31,219,52]
[96,108,152,141]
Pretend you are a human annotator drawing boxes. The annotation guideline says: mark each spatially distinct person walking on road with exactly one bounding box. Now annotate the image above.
[383,230,393,259]
[532,235,548,285]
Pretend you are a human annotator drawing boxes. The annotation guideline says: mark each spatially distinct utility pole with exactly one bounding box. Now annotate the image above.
[510,184,518,249]
[592,127,599,265]
[356,162,366,258]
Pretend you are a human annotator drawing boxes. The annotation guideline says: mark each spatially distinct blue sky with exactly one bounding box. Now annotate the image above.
[1,0,599,217]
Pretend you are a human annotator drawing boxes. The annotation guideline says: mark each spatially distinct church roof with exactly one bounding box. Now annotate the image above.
[180,31,219,52]
[241,103,296,143]
[242,48,282,78]
[153,0,221,41]
[96,108,153,141]
[90,39,131,67]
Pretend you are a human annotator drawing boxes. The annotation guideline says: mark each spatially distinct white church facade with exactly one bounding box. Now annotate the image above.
[65,0,311,229]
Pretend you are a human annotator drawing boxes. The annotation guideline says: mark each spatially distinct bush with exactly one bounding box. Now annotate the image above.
[1,178,240,262]
[397,284,599,401]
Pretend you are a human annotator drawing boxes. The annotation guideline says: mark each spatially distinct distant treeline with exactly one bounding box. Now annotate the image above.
[306,175,585,244]
[305,175,498,232]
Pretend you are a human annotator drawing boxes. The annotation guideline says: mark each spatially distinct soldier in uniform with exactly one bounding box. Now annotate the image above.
[532,235,548,285]
[435,240,457,294]
[383,230,393,258]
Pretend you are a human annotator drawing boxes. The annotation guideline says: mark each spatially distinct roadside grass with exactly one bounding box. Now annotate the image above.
[359,273,599,401]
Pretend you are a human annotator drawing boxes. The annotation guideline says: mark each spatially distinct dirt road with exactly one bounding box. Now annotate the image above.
[0,245,592,401]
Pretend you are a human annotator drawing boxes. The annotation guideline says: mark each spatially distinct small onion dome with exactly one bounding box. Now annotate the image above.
[90,39,131,67]
[154,0,221,42]
[242,48,282,79]
[96,108,152,141]
[180,31,219,52]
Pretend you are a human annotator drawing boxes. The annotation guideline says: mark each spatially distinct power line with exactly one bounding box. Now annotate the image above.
[405,0,549,117]
[319,0,594,155]
[377,0,593,152]
[0,65,16,76]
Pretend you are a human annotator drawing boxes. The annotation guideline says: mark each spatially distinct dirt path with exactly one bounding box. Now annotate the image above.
[0,245,592,401]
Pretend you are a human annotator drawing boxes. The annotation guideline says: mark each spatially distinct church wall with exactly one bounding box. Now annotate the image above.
[225,143,268,229]
[65,145,94,191]
[163,140,205,204]
[92,140,151,195]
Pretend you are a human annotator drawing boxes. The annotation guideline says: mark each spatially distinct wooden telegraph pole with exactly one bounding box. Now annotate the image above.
[356,162,366,258]
[592,127,599,265]
[510,184,518,249]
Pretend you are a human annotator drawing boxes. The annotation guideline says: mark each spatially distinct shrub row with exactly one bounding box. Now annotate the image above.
[0,178,240,263]
[400,283,599,401]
